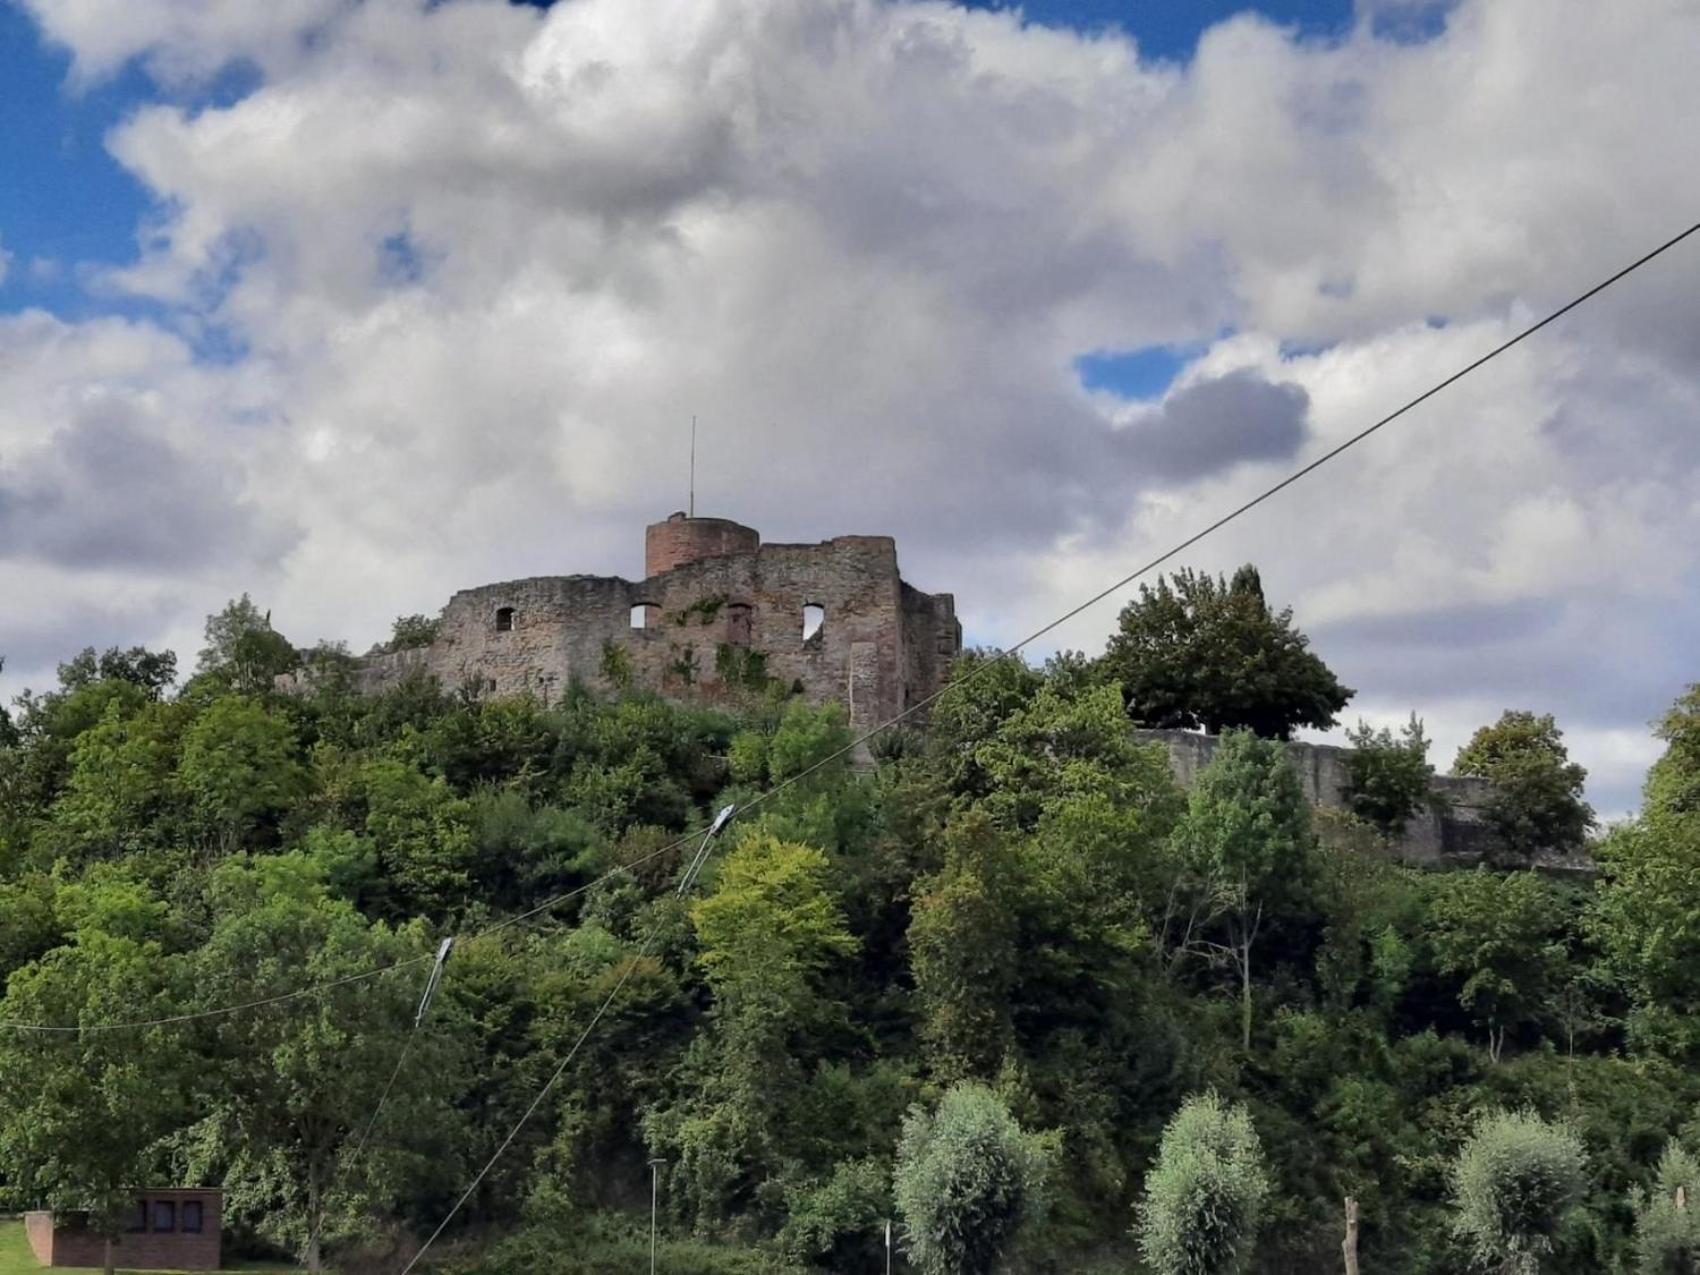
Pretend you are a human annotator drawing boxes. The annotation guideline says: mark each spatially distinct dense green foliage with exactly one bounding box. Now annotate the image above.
[0,598,1695,1274]
[1455,711,1595,858]
[1135,1092,1269,1275]
[1629,1143,1700,1274]
[893,1083,1053,1275]
[1449,1110,1587,1273]
[1098,566,1352,739]
[1344,715,1436,836]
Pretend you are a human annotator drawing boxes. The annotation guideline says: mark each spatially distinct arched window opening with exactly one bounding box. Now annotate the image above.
[495,606,515,632]
[631,603,656,630]
[802,604,825,642]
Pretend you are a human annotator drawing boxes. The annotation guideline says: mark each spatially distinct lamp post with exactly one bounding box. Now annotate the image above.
[648,1158,667,1275]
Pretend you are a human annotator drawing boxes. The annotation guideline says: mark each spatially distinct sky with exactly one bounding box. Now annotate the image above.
[0,0,1696,818]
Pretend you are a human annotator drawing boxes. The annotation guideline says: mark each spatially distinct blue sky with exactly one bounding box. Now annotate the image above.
[0,0,1365,323]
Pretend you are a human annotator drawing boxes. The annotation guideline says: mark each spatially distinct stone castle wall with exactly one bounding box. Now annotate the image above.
[1136,728,1591,871]
[306,515,962,736]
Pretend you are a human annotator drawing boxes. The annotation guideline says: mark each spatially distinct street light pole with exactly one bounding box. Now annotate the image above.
[648,1158,667,1275]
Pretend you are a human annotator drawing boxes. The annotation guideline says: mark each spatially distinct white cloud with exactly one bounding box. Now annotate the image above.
[5,0,1699,816]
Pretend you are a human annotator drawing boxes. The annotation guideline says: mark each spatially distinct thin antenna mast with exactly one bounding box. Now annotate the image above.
[689,415,696,518]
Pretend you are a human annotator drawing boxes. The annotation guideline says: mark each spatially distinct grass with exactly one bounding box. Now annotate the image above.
[0,1219,304,1275]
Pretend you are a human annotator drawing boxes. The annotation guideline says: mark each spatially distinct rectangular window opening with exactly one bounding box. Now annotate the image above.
[152,1200,176,1233]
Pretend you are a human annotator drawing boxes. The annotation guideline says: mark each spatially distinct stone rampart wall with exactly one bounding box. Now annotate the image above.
[1134,728,1557,868]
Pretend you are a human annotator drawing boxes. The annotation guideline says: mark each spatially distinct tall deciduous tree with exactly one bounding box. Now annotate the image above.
[1428,870,1568,1062]
[189,851,464,1273]
[178,697,306,857]
[1593,686,1700,1059]
[1169,730,1316,1050]
[1630,1142,1700,1274]
[893,1082,1052,1275]
[1136,1091,1270,1275]
[196,595,298,693]
[652,834,858,1224]
[1453,711,1593,857]
[0,879,195,1275]
[1098,565,1352,739]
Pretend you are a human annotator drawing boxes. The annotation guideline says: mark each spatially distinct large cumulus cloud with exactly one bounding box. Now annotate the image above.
[5,0,1699,815]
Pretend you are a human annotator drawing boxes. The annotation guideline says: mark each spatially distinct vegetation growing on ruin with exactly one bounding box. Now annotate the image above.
[715,642,771,691]
[0,584,1696,1275]
[675,594,730,627]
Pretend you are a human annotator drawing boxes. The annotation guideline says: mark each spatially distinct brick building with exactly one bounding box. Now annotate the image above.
[288,513,962,737]
[24,1189,222,1270]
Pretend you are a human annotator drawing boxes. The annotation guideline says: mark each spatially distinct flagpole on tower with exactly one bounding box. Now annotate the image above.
[689,415,696,518]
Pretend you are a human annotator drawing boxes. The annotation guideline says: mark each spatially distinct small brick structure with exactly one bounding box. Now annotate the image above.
[24,1189,222,1270]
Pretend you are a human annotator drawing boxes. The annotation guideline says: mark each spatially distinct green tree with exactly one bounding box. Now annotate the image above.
[0,879,194,1275]
[196,594,298,692]
[385,613,441,653]
[1098,565,1352,739]
[1454,711,1593,857]
[1168,730,1316,1050]
[188,851,464,1273]
[1593,687,1700,1059]
[1428,870,1568,1062]
[1631,1143,1700,1274]
[1449,1109,1586,1274]
[57,646,178,699]
[49,699,185,863]
[177,696,306,857]
[908,815,1023,1080]
[654,835,859,1224]
[893,1082,1052,1275]
[1344,714,1436,836]
[1135,1091,1270,1275]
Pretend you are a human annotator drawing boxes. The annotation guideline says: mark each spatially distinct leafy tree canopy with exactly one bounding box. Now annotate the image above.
[1098,565,1352,739]
[1454,710,1594,856]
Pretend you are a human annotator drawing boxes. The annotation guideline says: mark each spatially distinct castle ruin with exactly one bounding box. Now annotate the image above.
[306,513,963,734]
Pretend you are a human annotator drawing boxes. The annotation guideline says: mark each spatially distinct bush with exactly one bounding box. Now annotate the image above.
[1135,1091,1270,1275]
[893,1082,1052,1275]
[1344,715,1436,836]
[1450,1109,1586,1273]
[1631,1143,1700,1274]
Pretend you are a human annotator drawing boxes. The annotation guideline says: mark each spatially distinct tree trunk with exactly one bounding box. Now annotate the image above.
[1342,1197,1360,1275]
[103,1236,115,1275]
[307,1164,323,1275]
[1240,939,1253,1052]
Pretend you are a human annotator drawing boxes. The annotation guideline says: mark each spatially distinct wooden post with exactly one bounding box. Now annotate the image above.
[1342,1196,1360,1275]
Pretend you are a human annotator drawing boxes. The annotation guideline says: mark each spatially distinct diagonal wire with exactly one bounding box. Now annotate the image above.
[0,828,704,1034]
[5,219,1694,1039]
[712,219,1700,810]
[396,926,664,1275]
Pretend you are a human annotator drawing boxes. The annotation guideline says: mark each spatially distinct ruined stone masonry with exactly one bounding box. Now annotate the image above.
[1137,728,1592,872]
[295,513,963,737]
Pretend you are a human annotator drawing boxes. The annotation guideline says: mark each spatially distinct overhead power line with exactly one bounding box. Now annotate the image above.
[393,219,1699,1272]
[0,827,707,1034]
[396,808,737,1275]
[3,220,1693,1043]
[716,219,1700,804]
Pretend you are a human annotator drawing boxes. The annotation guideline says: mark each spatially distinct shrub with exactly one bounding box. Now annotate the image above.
[893,1082,1052,1275]
[1450,1109,1586,1273]
[1135,1091,1269,1275]
[1344,714,1436,836]
[1631,1143,1700,1274]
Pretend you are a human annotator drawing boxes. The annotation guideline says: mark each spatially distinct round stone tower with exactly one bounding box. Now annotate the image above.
[645,512,760,577]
